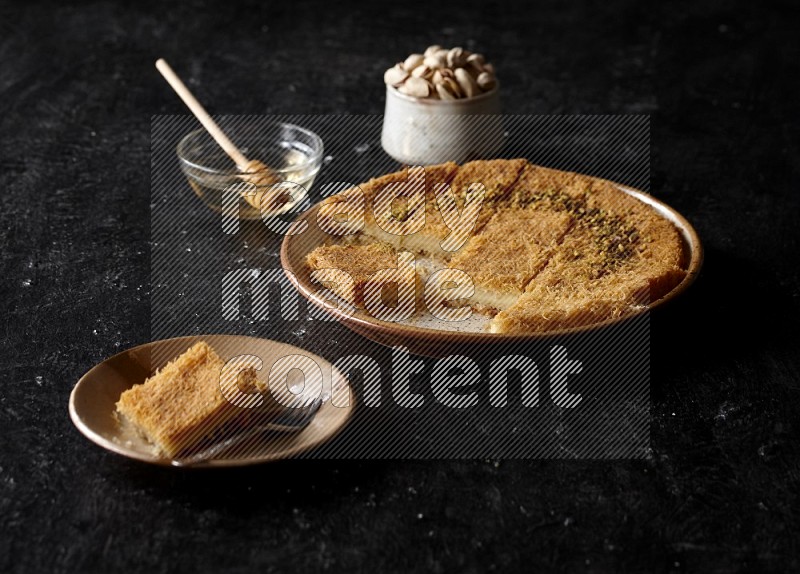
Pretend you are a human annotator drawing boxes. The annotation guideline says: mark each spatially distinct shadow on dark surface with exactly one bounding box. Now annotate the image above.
[102,456,392,513]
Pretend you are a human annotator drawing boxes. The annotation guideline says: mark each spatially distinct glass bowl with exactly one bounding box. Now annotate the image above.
[177,121,324,219]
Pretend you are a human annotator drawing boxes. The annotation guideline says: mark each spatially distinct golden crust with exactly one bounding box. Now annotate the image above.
[496,250,686,333]
[306,242,399,307]
[306,242,398,282]
[586,180,687,268]
[491,262,686,334]
[410,159,528,252]
[115,342,243,457]
[489,214,687,333]
[508,163,591,208]
[448,209,572,309]
[449,158,528,203]
[321,163,458,248]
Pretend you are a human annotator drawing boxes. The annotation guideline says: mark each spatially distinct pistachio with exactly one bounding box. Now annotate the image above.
[433,67,456,86]
[403,53,424,72]
[466,53,485,67]
[442,77,462,97]
[476,71,496,91]
[400,76,431,98]
[435,82,458,100]
[424,45,442,57]
[423,54,446,69]
[411,64,433,80]
[384,64,409,86]
[465,54,484,76]
[454,67,479,98]
[446,47,467,68]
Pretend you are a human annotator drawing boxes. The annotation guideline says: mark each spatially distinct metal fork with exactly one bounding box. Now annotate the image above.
[171,394,325,467]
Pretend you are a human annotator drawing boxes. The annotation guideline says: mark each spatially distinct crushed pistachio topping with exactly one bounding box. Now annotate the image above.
[516,187,646,272]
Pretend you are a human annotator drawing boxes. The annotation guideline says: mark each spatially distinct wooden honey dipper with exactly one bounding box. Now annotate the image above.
[155,58,278,209]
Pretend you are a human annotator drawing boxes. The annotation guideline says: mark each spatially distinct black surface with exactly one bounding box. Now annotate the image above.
[1,0,799,572]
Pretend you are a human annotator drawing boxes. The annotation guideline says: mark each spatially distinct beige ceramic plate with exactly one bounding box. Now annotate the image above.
[69,335,355,467]
[280,180,703,358]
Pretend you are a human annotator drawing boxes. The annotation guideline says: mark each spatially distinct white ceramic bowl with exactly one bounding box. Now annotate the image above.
[381,85,503,165]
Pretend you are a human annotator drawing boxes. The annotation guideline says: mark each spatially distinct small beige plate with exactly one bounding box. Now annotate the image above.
[280,180,703,358]
[69,335,355,467]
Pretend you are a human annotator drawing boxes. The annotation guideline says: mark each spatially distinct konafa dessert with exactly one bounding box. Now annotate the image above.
[305,159,688,334]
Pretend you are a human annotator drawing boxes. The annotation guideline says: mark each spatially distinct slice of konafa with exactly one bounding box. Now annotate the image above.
[585,179,687,268]
[403,159,528,257]
[527,204,686,298]
[489,281,640,334]
[358,162,459,248]
[490,260,686,334]
[316,169,416,248]
[116,341,249,457]
[305,241,429,312]
[306,242,400,307]
[448,209,573,312]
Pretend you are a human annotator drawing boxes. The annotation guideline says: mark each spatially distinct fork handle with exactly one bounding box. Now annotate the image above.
[171,397,323,467]
[171,426,267,467]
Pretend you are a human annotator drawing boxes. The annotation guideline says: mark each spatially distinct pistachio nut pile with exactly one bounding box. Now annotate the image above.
[384,45,497,100]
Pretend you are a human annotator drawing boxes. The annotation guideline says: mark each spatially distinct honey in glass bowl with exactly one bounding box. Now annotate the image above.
[177,122,324,220]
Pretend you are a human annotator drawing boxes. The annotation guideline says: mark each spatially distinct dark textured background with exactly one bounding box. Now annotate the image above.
[1,0,799,571]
